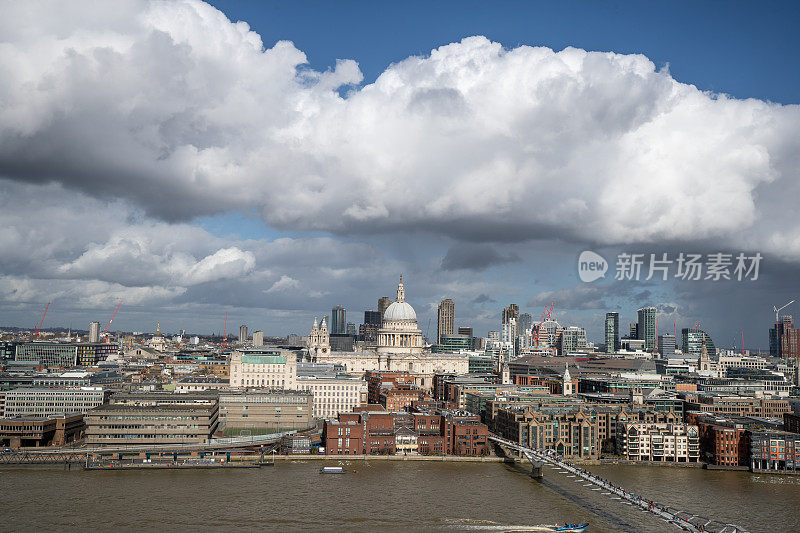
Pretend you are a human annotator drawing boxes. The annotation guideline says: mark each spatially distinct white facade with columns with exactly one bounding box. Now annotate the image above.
[308,277,467,389]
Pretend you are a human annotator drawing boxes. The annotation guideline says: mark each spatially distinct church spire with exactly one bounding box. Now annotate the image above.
[396,275,405,303]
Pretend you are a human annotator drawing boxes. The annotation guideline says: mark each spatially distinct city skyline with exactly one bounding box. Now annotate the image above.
[0,1,798,349]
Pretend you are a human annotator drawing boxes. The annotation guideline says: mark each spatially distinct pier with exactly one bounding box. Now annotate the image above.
[489,434,749,533]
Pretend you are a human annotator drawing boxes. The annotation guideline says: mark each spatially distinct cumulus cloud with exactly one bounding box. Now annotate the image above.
[265,275,300,294]
[0,0,798,258]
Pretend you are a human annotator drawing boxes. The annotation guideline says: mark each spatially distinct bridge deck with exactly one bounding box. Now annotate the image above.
[489,434,748,533]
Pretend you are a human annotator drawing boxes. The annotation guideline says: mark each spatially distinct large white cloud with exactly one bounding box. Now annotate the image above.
[1,0,798,257]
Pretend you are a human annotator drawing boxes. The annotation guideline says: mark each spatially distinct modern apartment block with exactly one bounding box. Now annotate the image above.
[616,422,700,462]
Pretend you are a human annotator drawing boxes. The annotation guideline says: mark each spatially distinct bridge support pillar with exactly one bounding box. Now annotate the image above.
[530,461,543,479]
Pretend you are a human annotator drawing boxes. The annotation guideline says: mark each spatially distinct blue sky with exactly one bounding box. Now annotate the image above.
[1,1,798,349]
[209,0,800,104]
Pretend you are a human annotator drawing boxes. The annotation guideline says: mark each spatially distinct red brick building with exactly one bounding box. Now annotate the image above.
[366,371,415,404]
[379,384,427,411]
[696,417,750,467]
[514,375,565,394]
[322,406,488,456]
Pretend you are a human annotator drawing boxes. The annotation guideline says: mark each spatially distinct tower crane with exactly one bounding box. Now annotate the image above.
[34,302,50,339]
[774,300,795,324]
[103,301,123,338]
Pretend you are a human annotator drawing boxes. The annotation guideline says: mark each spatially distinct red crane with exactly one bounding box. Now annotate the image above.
[533,298,556,352]
[533,307,548,349]
[34,302,50,339]
[104,301,123,335]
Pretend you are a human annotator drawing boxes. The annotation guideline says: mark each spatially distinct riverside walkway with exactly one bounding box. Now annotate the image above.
[489,434,748,533]
[0,430,298,464]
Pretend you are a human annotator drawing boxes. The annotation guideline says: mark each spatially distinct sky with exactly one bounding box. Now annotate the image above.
[0,0,799,349]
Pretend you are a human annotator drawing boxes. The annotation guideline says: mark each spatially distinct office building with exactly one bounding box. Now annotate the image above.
[458,327,473,338]
[2,387,109,417]
[85,393,219,446]
[502,304,519,326]
[346,322,356,336]
[378,297,392,321]
[89,321,100,343]
[15,342,117,367]
[518,313,533,334]
[437,299,455,343]
[296,368,367,419]
[238,325,248,343]
[682,328,716,358]
[432,334,472,353]
[331,306,347,335]
[559,327,587,355]
[0,414,84,449]
[605,312,619,353]
[218,389,313,434]
[229,348,298,389]
[252,330,264,347]
[637,307,657,351]
[657,333,676,358]
[360,310,381,344]
[769,315,794,357]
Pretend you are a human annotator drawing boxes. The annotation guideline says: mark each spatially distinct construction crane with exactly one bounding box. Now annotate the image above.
[103,301,123,336]
[774,300,795,324]
[532,298,556,354]
[533,307,548,349]
[34,302,50,339]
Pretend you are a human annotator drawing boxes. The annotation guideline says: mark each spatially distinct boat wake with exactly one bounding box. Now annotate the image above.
[443,517,583,531]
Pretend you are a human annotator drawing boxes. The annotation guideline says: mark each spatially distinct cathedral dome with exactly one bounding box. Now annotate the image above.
[383,301,417,322]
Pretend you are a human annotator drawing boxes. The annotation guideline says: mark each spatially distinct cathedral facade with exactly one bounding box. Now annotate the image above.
[306,277,468,389]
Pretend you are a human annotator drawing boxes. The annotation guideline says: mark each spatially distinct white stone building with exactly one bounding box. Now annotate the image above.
[309,277,468,390]
[229,348,297,389]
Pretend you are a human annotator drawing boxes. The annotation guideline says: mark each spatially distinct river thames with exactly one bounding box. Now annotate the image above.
[1,461,796,532]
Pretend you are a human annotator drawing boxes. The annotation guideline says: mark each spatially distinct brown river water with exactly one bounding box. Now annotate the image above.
[0,461,796,532]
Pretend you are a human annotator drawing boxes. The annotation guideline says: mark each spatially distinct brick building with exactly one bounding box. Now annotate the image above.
[683,393,790,417]
[366,371,416,403]
[322,406,487,456]
[695,415,750,467]
[0,413,84,448]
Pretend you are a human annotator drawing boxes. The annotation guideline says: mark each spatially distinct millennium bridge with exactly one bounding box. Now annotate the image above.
[488,434,749,533]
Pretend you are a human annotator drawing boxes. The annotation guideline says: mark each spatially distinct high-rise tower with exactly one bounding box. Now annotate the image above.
[437,299,455,344]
